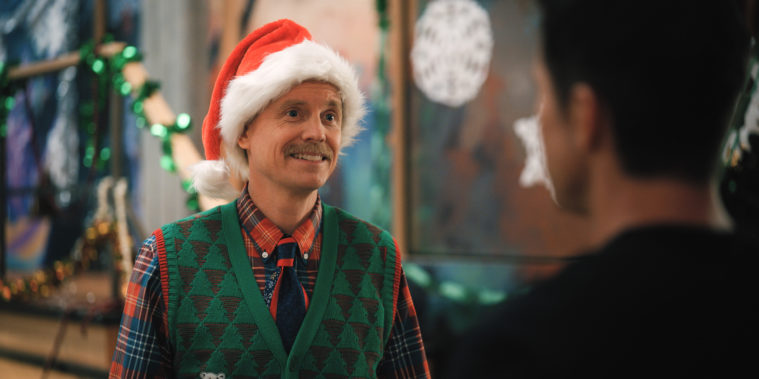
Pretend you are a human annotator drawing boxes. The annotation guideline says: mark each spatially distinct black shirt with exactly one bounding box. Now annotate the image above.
[446,225,759,378]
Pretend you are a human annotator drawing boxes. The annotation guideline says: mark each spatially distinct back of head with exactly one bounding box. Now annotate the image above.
[537,0,750,183]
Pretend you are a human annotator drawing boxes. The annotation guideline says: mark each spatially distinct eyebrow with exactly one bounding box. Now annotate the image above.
[325,99,342,113]
[278,100,306,113]
[277,99,343,113]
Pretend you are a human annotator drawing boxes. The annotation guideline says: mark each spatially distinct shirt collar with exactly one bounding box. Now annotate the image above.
[236,183,321,258]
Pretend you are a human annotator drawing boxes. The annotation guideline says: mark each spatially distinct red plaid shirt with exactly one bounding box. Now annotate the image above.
[110,190,429,378]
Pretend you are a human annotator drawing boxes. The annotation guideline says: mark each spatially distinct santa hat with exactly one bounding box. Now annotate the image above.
[192,19,365,200]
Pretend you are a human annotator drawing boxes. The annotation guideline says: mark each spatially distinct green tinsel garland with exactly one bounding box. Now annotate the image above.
[78,37,200,212]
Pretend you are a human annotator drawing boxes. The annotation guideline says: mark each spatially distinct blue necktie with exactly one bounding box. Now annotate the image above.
[271,236,307,353]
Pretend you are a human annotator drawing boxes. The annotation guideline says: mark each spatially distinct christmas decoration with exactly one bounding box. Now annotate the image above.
[76,38,200,211]
[721,43,759,234]
[513,113,555,196]
[0,178,131,302]
[0,61,19,139]
[411,0,494,107]
[0,39,201,302]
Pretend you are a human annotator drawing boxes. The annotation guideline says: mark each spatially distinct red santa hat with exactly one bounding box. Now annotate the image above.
[192,19,365,199]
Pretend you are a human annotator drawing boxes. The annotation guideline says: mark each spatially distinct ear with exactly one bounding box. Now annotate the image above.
[567,83,605,152]
[237,125,251,149]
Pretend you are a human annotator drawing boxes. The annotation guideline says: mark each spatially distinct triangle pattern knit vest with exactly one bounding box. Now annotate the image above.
[156,201,399,378]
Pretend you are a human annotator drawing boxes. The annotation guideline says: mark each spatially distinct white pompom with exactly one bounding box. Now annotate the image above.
[190,160,241,201]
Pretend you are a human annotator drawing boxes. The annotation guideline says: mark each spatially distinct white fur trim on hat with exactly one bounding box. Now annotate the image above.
[190,159,241,201]
[193,40,366,200]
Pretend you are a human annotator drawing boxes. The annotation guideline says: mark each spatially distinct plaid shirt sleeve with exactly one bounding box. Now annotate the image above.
[377,267,431,378]
[109,234,173,378]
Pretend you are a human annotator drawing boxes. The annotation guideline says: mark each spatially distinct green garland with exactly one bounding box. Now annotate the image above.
[0,61,20,139]
[79,38,111,170]
[77,37,200,212]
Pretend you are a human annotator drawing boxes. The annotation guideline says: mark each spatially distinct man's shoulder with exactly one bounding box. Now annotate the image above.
[158,201,232,232]
[539,225,759,303]
[726,229,759,260]
[447,227,759,378]
[598,225,759,289]
[463,226,759,373]
[326,205,396,246]
[600,224,756,256]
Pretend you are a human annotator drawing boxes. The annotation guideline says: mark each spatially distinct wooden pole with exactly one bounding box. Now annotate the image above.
[109,88,123,180]
[93,0,106,44]
[390,0,414,255]
[7,43,125,80]
[220,0,243,64]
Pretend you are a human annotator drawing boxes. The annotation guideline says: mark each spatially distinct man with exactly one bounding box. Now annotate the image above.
[111,19,429,378]
[448,0,757,377]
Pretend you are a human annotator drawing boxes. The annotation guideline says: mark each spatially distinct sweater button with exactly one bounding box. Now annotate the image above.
[262,251,269,259]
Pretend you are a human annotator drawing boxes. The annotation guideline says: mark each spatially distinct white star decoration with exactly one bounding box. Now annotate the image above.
[513,114,555,196]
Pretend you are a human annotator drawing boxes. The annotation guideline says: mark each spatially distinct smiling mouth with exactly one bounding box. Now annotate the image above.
[290,153,328,162]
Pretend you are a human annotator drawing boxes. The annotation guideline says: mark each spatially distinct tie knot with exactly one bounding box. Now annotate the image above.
[276,237,298,267]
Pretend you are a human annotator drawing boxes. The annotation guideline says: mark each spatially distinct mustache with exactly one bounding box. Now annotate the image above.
[284,142,334,160]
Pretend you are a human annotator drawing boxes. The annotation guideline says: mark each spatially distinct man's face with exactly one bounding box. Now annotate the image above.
[237,81,343,197]
[534,57,588,213]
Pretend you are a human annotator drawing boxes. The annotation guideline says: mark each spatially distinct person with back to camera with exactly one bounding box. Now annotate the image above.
[447,0,758,377]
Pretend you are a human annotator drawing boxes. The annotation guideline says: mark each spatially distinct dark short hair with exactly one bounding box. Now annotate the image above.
[537,0,750,183]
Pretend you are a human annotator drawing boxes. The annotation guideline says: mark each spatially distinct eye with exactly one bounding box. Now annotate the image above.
[286,109,299,118]
[324,111,341,124]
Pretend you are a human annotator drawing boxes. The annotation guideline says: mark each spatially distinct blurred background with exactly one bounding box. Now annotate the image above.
[1,0,757,377]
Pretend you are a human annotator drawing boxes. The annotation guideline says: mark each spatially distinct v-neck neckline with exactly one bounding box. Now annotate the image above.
[221,201,339,370]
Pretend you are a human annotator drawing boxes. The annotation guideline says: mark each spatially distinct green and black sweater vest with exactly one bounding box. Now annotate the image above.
[156,201,400,379]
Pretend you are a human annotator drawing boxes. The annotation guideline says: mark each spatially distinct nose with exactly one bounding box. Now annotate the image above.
[301,114,326,142]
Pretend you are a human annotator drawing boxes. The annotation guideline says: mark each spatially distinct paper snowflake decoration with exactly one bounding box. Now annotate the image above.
[411,0,494,107]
